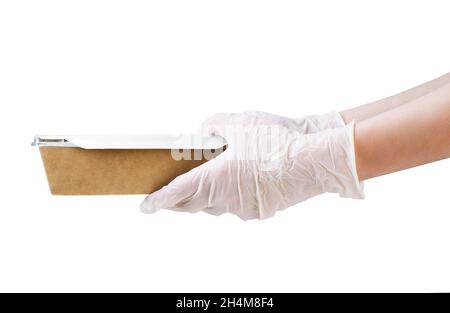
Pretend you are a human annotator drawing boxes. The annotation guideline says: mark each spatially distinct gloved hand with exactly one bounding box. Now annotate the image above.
[247,110,346,134]
[140,111,364,220]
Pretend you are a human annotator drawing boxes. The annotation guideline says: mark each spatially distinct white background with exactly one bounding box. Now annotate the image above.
[0,1,449,292]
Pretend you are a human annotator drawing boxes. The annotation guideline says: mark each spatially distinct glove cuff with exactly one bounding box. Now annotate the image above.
[306,123,364,199]
[339,122,365,199]
[296,111,346,133]
[319,111,347,129]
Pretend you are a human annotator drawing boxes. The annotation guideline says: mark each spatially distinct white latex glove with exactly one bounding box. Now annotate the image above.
[253,110,346,133]
[140,111,364,220]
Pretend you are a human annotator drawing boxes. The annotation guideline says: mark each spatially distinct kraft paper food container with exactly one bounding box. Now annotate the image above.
[33,135,226,195]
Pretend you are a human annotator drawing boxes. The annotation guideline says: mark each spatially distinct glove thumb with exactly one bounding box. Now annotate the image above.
[140,163,206,214]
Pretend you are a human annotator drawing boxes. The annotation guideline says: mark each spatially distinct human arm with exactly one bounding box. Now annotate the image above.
[140,77,450,220]
[354,82,450,180]
[340,72,450,123]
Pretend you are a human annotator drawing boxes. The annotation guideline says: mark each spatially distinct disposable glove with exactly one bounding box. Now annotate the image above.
[140,111,364,220]
[245,110,346,134]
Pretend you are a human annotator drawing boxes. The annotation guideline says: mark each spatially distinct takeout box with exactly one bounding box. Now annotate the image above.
[33,135,226,195]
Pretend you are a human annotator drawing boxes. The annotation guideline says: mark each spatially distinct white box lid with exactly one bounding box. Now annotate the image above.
[33,134,226,150]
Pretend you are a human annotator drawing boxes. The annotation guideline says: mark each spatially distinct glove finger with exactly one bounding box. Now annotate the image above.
[201,113,245,137]
[163,155,242,215]
[140,162,208,214]
[244,110,311,133]
[201,112,278,136]
[140,152,228,213]
[243,110,288,121]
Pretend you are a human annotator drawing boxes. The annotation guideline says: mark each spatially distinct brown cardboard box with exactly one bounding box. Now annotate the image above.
[34,135,225,195]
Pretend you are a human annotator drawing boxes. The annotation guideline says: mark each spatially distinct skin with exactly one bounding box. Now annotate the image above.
[340,72,450,123]
[346,81,450,180]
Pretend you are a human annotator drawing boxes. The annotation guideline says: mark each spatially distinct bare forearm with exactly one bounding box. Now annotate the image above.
[341,72,450,123]
[354,83,450,180]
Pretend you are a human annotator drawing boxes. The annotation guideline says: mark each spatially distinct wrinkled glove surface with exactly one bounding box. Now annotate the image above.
[141,111,363,220]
